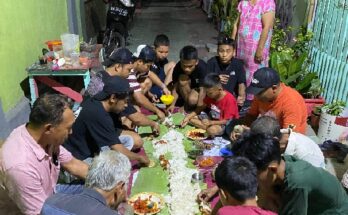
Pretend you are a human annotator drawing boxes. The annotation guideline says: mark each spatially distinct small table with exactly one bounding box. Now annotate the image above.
[27,64,91,106]
[27,45,103,106]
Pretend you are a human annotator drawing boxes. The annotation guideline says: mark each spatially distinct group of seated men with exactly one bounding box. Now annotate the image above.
[0,33,348,215]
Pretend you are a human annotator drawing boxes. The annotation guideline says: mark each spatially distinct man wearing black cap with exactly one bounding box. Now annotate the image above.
[128,45,169,121]
[229,67,307,140]
[65,76,150,166]
[85,47,160,148]
[207,34,246,108]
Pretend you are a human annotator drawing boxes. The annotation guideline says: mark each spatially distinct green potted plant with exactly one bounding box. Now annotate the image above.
[270,24,325,115]
[318,101,347,142]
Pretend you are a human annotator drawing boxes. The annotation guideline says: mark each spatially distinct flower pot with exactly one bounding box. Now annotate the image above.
[304,97,325,116]
[318,110,348,142]
[310,111,320,134]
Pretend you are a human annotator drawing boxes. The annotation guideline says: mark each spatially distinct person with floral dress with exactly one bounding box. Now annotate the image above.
[232,0,275,90]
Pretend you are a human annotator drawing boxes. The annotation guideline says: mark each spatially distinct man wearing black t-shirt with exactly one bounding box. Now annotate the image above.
[168,45,209,112]
[207,34,246,107]
[85,47,160,148]
[64,76,150,166]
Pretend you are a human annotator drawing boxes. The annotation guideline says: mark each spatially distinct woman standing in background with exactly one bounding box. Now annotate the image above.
[232,0,275,92]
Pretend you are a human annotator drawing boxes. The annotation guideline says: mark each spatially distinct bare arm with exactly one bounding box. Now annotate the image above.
[237,83,246,106]
[197,87,206,108]
[167,83,179,112]
[132,91,164,120]
[127,111,158,127]
[61,158,89,179]
[231,14,240,40]
[209,119,228,126]
[256,11,275,61]
[110,144,149,164]
[148,71,170,94]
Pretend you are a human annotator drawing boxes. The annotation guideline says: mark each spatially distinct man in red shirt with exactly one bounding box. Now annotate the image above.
[181,73,239,136]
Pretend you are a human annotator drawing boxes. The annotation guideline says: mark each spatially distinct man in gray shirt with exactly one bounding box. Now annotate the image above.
[41,150,131,215]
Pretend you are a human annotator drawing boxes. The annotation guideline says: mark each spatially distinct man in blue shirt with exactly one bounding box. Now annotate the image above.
[41,150,131,215]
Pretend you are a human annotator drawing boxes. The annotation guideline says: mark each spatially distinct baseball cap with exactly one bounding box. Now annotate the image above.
[133,45,156,62]
[102,48,133,67]
[246,67,281,95]
[94,76,130,100]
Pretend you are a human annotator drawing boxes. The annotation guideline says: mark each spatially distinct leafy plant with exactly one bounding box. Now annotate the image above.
[211,0,239,35]
[322,101,346,116]
[270,23,320,97]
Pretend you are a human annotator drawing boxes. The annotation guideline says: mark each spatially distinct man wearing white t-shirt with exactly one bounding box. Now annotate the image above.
[250,116,325,168]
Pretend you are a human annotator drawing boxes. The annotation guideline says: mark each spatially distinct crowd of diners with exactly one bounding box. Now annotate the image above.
[1,0,348,214]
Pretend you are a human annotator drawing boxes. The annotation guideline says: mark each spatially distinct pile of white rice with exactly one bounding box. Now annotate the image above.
[152,130,201,215]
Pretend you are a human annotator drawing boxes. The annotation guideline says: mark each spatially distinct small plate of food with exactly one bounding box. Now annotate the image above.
[196,156,217,169]
[128,192,164,215]
[186,129,208,140]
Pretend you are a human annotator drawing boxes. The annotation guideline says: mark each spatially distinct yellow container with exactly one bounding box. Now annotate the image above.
[160,95,174,105]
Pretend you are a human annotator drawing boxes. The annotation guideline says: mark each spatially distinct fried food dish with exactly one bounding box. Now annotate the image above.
[129,194,161,214]
[159,155,169,170]
[199,157,215,168]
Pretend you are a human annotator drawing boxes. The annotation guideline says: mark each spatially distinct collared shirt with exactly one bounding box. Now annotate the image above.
[41,188,119,215]
[0,124,73,215]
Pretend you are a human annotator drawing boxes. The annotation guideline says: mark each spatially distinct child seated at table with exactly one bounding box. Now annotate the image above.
[181,73,239,136]
[215,157,276,215]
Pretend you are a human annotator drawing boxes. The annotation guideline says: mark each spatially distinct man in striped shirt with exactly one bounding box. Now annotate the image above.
[127,45,171,121]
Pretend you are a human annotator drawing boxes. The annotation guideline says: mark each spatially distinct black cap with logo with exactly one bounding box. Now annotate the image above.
[246,67,280,95]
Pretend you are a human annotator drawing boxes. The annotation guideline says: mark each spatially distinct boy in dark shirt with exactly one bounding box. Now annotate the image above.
[181,73,239,137]
[207,34,246,107]
[215,157,276,215]
[149,34,176,99]
[169,45,209,112]
[233,133,348,215]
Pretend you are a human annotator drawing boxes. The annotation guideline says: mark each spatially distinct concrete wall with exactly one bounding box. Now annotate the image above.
[0,0,69,139]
